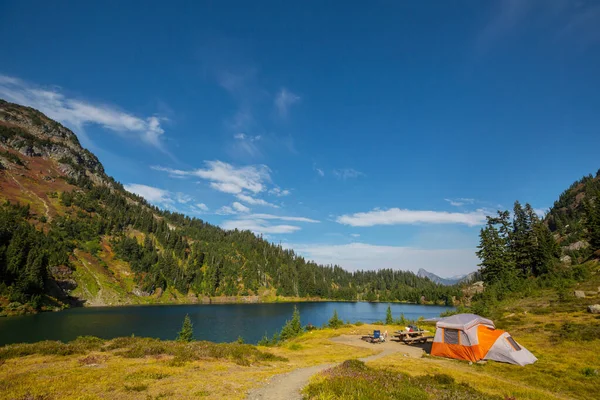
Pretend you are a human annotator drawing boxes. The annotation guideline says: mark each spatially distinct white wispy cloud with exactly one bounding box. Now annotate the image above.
[234,133,261,141]
[0,74,168,152]
[152,161,271,194]
[216,206,237,215]
[333,168,365,180]
[221,218,301,234]
[247,213,319,223]
[444,198,476,207]
[216,202,251,215]
[232,201,250,213]
[275,88,300,118]
[231,133,262,157]
[268,187,291,197]
[282,242,478,276]
[235,193,279,208]
[350,233,360,238]
[123,184,190,209]
[316,168,325,177]
[194,203,209,212]
[220,212,318,235]
[336,208,488,227]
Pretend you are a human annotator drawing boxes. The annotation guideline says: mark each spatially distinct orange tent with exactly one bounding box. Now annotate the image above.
[430,314,537,366]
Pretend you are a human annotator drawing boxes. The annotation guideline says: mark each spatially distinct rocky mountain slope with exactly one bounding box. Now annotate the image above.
[0,100,457,315]
[545,170,600,264]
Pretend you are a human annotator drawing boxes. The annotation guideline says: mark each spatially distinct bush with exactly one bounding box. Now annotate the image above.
[394,313,409,325]
[581,367,598,377]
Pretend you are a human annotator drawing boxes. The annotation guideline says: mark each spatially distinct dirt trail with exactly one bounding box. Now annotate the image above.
[246,336,423,400]
[7,171,52,222]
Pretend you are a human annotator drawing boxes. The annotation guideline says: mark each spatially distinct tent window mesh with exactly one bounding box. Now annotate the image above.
[444,329,459,345]
[506,336,521,351]
[459,330,470,346]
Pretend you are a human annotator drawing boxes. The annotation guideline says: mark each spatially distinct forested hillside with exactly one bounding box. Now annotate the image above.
[471,172,600,316]
[0,100,457,314]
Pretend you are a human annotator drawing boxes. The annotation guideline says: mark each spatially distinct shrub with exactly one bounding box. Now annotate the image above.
[394,313,409,325]
[581,367,598,377]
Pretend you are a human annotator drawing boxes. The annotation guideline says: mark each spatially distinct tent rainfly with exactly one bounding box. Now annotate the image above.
[430,313,537,366]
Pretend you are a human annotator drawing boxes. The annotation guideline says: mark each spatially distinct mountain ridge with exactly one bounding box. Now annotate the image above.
[0,100,458,315]
[416,268,477,286]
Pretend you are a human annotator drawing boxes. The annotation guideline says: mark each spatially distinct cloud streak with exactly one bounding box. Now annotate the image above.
[153,161,271,194]
[333,168,364,180]
[247,213,319,223]
[221,218,301,234]
[444,198,476,207]
[124,183,191,209]
[0,74,168,152]
[336,208,488,227]
[275,88,300,118]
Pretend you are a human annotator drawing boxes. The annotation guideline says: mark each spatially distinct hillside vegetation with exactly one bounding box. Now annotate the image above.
[0,100,458,315]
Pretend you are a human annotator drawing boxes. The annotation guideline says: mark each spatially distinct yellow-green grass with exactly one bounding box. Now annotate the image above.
[0,328,375,400]
[367,304,599,399]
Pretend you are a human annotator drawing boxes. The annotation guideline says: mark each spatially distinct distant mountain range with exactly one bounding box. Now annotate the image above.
[417,268,478,286]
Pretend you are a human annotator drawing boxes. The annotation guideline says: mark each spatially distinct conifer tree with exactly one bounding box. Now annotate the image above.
[477,211,516,284]
[176,314,194,342]
[385,304,393,325]
[280,306,302,341]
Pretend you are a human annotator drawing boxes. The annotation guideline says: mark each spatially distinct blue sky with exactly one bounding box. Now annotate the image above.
[1,1,599,276]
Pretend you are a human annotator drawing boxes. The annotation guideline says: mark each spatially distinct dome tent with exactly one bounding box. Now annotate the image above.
[430,313,537,366]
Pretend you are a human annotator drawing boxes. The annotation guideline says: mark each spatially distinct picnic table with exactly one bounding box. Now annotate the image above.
[393,329,432,344]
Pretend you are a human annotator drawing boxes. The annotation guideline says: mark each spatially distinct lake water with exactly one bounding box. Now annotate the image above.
[0,302,453,346]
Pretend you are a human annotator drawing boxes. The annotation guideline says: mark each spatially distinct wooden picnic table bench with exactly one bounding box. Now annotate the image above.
[393,330,432,344]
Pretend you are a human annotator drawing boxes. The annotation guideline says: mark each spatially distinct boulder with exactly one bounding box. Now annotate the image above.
[574,290,586,298]
[560,255,572,265]
[587,304,600,314]
[566,241,589,251]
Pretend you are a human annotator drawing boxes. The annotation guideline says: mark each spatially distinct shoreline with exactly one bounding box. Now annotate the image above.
[1,295,451,317]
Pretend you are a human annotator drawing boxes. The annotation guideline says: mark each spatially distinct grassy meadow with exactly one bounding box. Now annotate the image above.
[1,264,599,399]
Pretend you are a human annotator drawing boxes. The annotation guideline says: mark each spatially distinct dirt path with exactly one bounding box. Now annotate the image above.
[246,335,423,400]
[7,171,52,222]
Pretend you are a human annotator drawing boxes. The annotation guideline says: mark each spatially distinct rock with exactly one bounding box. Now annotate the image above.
[560,255,572,265]
[132,287,150,297]
[566,241,589,251]
[574,290,586,298]
[587,304,600,314]
[585,291,598,297]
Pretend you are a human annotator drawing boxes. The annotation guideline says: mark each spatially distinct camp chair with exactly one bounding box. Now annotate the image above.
[373,330,381,343]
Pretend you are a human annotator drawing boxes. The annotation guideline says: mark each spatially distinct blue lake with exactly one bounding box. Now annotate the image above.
[0,302,453,345]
